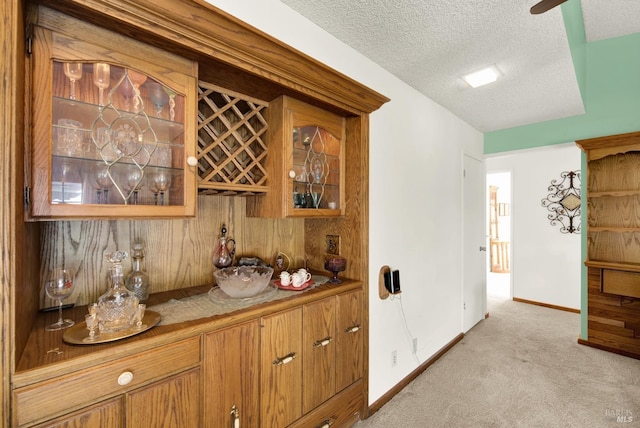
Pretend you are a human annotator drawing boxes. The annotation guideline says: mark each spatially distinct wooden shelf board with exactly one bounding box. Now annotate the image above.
[584,260,640,272]
[589,227,640,232]
[589,190,640,197]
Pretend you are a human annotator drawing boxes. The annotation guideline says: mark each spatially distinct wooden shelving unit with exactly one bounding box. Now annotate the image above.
[577,131,640,359]
[2,0,391,425]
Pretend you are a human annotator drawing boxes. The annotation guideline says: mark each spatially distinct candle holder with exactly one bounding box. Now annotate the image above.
[324,257,346,284]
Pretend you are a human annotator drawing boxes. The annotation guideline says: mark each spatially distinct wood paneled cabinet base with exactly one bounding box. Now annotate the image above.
[259,288,364,427]
[14,284,365,427]
[13,338,201,427]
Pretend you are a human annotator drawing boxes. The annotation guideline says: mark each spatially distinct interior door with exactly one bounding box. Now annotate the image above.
[463,154,486,332]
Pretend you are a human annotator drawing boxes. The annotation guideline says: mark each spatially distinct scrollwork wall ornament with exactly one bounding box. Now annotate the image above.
[541,170,581,234]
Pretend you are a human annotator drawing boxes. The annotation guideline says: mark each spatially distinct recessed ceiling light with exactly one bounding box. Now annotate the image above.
[462,65,501,88]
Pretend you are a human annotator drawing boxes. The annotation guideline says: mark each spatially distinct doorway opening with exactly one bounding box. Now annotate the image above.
[487,172,511,299]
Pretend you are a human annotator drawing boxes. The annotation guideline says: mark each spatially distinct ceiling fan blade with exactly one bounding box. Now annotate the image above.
[530,0,568,14]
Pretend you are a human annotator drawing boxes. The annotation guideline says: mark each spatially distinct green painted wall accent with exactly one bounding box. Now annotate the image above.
[484,2,640,154]
[580,154,587,340]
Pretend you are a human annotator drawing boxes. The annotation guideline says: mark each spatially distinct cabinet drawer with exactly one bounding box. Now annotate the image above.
[32,397,123,428]
[602,269,640,298]
[14,336,200,427]
[288,380,363,428]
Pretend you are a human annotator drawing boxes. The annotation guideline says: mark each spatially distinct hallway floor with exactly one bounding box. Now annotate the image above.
[487,271,510,300]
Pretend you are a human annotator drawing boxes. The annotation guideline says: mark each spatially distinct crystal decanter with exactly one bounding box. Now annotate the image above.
[126,241,149,302]
[98,250,139,333]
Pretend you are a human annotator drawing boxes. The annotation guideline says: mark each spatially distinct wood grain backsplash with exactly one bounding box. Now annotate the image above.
[39,195,304,307]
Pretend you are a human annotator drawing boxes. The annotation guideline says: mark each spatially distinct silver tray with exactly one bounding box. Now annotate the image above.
[63,310,161,345]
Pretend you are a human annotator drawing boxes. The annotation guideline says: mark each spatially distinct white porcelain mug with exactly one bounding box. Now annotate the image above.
[292,271,311,287]
[297,268,309,278]
[279,271,291,286]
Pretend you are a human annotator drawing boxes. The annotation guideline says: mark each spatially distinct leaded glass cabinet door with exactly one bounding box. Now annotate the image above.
[248,95,345,218]
[29,20,197,219]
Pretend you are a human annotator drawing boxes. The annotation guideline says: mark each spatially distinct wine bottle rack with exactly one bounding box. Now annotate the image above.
[197,82,269,195]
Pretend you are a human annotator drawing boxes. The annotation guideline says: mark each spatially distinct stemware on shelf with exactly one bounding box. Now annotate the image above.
[150,171,170,205]
[93,63,111,106]
[44,267,76,331]
[163,86,177,121]
[146,81,169,117]
[121,166,143,205]
[56,118,83,157]
[127,69,148,112]
[53,159,80,204]
[118,77,135,112]
[95,163,114,204]
[63,62,83,100]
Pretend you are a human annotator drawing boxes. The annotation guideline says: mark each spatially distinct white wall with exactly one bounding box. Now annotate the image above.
[486,144,581,309]
[206,0,484,404]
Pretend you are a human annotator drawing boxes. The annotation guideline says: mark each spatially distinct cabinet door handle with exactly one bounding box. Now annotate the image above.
[230,404,240,428]
[345,325,361,334]
[273,352,296,366]
[317,419,334,428]
[313,336,333,348]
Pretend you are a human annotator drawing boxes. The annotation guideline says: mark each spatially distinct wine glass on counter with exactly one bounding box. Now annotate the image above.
[63,62,83,101]
[93,63,111,106]
[324,257,346,284]
[134,304,146,330]
[44,268,76,331]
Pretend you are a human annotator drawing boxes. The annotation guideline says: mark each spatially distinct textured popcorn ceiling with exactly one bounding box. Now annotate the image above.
[582,0,640,42]
[280,0,640,132]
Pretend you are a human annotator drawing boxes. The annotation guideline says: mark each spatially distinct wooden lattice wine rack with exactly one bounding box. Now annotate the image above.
[197,82,269,195]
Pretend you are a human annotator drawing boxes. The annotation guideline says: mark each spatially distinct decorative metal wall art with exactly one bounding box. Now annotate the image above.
[541,170,581,234]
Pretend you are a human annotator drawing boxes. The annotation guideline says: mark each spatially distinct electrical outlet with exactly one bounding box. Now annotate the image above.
[391,350,397,367]
[413,338,418,354]
[326,235,340,255]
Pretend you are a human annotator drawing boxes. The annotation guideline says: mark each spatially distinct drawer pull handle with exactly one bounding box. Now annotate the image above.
[345,325,360,334]
[273,352,296,366]
[117,371,134,386]
[231,404,240,428]
[317,419,334,428]
[187,156,198,167]
[313,336,333,348]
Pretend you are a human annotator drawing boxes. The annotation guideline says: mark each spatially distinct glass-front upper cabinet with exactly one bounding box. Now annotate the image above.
[28,13,197,219]
[247,96,345,218]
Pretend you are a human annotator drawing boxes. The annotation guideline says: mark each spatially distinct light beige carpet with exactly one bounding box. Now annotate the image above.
[358,295,640,427]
